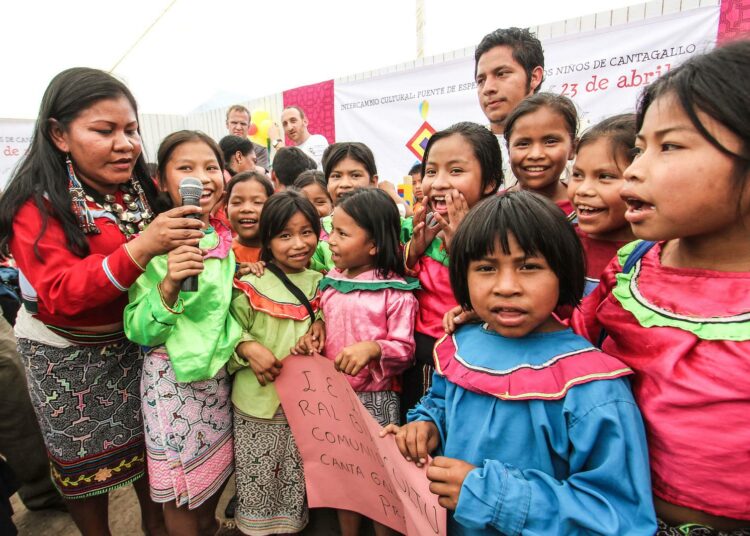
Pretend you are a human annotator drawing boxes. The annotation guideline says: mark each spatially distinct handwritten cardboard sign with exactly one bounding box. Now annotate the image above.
[275,354,446,536]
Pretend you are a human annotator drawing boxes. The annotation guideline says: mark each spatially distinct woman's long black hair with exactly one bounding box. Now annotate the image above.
[0,67,160,260]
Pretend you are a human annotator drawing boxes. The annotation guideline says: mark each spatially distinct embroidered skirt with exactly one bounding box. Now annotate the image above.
[357,390,400,427]
[17,337,146,499]
[657,518,750,535]
[141,352,233,509]
[233,406,307,535]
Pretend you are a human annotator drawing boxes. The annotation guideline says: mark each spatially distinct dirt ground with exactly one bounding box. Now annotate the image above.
[10,475,356,535]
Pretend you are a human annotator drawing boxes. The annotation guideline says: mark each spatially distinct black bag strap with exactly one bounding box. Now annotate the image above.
[265,263,316,326]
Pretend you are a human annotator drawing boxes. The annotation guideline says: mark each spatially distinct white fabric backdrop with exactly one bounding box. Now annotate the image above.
[334,6,720,184]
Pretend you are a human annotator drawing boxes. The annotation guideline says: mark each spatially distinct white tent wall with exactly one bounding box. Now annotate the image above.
[143,0,718,151]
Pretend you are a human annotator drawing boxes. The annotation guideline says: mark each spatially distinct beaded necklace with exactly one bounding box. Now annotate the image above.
[66,156,154,239]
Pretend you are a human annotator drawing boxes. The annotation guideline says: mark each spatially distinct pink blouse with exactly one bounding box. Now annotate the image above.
[321,268,418,392]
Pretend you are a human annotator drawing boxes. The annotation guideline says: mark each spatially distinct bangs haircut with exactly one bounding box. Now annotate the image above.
[259,190,320,263]
[293,170,329,191]
[337,188,405,278]
[225,171,274,202]
[449,191,585,311]
[322,142,378,181]
[504,92,579,143]
[421,122,502,196]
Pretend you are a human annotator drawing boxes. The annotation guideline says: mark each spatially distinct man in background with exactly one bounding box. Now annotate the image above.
[226,104,270,169]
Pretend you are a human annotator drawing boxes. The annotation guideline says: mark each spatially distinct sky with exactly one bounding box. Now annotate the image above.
[3,0,635,118]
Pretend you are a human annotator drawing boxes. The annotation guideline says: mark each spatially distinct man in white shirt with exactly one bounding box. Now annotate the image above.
[271,106,329,169]
[475,28,545,187]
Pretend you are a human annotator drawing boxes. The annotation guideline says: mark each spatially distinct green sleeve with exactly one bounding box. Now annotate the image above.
[310,240,333,273]
[228,290,256,373]
[400,216,414,244]
[123,257,184,347]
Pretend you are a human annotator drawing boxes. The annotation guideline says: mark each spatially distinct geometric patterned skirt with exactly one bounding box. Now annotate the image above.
[233,406,308,535]
[17,337,146,499]
[657,518,750,535]
[356,390,400,427]
[141,351,233,510]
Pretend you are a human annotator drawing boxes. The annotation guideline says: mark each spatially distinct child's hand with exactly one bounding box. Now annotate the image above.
[426,456,476,510]
[334,341,381,376]
[160,245,204,303]
[443,306,480,334]
[432,190,469,253]
[407,206,441,269]
[237,261,266,277]
[292,320,326,355]
[237,341,283,386]
[386,420,439,467]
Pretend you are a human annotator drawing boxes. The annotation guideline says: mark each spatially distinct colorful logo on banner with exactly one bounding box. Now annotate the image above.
[405,100,435,160]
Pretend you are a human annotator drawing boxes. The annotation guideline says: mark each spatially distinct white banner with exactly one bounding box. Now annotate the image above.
[0,119,34,190]
[334,6,719,184]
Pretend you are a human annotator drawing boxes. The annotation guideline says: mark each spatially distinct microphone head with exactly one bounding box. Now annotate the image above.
[178,177,203,206]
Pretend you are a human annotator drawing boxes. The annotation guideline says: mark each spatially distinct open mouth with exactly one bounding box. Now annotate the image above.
[200,190,214,201]
[522,165,550,174]
[489,306,527,326]
[237,218,257,227]
[624,197,655,212]
[430,195,447,213]
[576,204,605,216]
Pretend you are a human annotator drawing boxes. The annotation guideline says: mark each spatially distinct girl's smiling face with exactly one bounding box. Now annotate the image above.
[161,140,224,224]
[269,211,319,273]
[422,134,491,221]
[227,179,269,246]
[568,138,633,241]
[509,106,575,198]
[300,182,333,218]
[622,92,749,242]
[327,157,377,205]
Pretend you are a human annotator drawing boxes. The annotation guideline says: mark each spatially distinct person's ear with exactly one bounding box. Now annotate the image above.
[235,150,244,164]
[483,180,497,196]
[528,66,544,94]
[48,119,68,153]
[368,242,377,257]
[371,174,379,186]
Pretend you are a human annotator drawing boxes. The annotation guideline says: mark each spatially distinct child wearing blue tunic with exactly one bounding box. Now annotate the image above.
[383,191,656,535]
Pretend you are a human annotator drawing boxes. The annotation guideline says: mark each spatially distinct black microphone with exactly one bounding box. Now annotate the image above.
[178,177,203,292]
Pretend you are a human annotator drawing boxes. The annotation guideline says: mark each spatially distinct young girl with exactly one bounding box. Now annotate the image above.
[386,192,656,535]
[311,142,414,273]
[505,92,578,222]
[229,190,323,535]
[226,171,274,263]
[294,169,333,219]
[401,121,502,420]
[312,142,379,272]
[0,67,201,535]
[296,188,417,536]
[124,130,241,535]
[572,41,750,534]
[568,114,637,295]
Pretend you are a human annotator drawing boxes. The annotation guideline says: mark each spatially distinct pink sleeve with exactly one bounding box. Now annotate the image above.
[369,290,418,383]
[570,257,620,343]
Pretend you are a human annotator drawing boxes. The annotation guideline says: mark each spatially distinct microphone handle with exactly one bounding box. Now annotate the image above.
[180,210,201,292]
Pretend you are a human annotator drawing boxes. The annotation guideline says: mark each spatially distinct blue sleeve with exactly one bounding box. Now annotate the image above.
[405,372,448,449]
[454,399,656,535]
